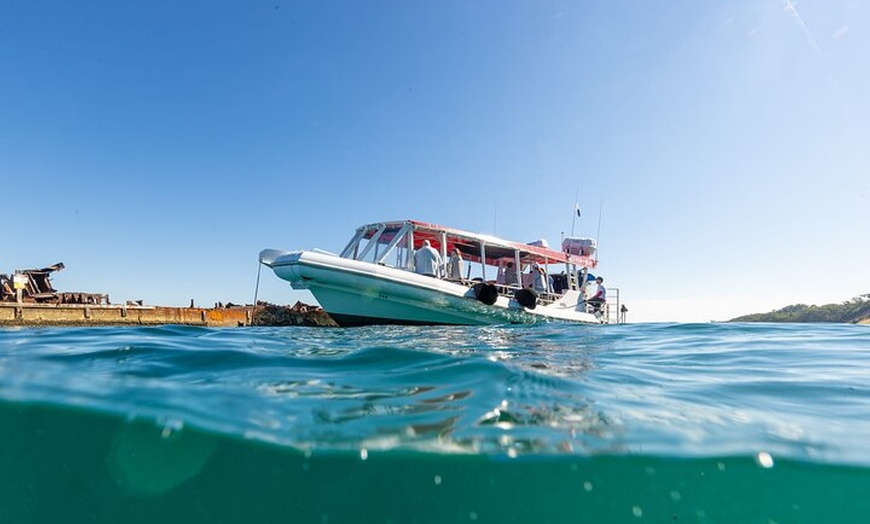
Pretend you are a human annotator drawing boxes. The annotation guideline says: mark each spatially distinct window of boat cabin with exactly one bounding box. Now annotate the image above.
[348,223,411,268]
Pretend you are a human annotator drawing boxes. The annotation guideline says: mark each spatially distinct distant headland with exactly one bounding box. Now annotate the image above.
[730,294,870,324]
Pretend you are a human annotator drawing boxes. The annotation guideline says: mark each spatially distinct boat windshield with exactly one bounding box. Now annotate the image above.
[340,222,413,267]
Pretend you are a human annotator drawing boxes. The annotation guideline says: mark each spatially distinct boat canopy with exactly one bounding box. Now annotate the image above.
[342,219,597,268]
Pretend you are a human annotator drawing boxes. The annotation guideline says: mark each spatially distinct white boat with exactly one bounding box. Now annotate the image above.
[259,219,614,326]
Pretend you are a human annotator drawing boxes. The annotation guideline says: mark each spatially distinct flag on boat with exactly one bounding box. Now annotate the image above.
[575,204,582,217]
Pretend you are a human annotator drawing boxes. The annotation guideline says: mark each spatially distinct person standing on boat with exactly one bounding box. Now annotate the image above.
[503,261,518,287]
[531,262,548,293]
[414,240,443,277]
[586,276,606,312]
[447,247,464,281]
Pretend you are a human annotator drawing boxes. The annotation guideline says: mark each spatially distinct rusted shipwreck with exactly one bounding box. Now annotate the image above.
[0,262,251,327]
[0,263,337,327]
[0,262,109,305]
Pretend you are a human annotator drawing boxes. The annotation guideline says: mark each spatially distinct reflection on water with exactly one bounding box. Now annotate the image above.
[109,418,218,495]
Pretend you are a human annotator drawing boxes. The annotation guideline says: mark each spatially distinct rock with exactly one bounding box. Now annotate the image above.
[251,302,338,327]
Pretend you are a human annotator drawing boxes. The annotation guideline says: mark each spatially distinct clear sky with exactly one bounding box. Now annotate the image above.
[2,1,868,322]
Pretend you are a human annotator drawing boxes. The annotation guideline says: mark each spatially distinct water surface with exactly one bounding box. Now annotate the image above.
[2,322,868,522]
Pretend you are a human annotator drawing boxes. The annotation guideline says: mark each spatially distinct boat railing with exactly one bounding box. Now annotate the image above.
[599,288,623,324]
[380,263,626,323]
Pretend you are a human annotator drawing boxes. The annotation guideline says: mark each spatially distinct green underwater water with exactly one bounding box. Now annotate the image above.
[2,323,870,522]
[3,401,869,524]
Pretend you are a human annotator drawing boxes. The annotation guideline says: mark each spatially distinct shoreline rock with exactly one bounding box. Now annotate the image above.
[251,301,338,327]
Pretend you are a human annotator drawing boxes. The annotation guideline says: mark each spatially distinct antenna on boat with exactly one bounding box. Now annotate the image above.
[570,188,580,237]
[594,201,603,262]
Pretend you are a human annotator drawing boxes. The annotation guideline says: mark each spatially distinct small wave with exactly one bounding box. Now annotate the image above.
[1,323,870,465]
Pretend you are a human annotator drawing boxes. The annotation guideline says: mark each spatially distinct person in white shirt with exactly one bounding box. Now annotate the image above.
[586,276,606,312]
[414,240,442,277]
[531,262,548,293]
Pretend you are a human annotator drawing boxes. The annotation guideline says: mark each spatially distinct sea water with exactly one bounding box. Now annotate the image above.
[1,322,869,523]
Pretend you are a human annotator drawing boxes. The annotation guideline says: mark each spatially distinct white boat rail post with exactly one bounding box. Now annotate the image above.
[608,288,621,324]
[608,287,615,323]
[513,250,522,291]
[543,256,550,297]
[375,222,411,265]
[480,242,487,281]
[357,224,386,261]
[568,261,576,291]
[578,266,589,310]
[440,231,448,278]
[340,229,365,259]
[398,237,405,268]
[406,229,415,270]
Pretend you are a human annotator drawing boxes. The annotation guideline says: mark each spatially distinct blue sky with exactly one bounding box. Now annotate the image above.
[2,1,868,322]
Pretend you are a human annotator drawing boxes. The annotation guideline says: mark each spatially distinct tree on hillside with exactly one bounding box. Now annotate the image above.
[730,294,870,323]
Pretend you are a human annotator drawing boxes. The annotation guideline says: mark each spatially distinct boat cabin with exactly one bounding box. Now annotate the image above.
[338,220,598,304]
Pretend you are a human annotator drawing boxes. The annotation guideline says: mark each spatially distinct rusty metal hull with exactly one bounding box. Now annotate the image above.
[0,304,253,327]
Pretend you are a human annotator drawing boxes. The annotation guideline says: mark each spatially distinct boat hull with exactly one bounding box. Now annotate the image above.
[261,250,601,327]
